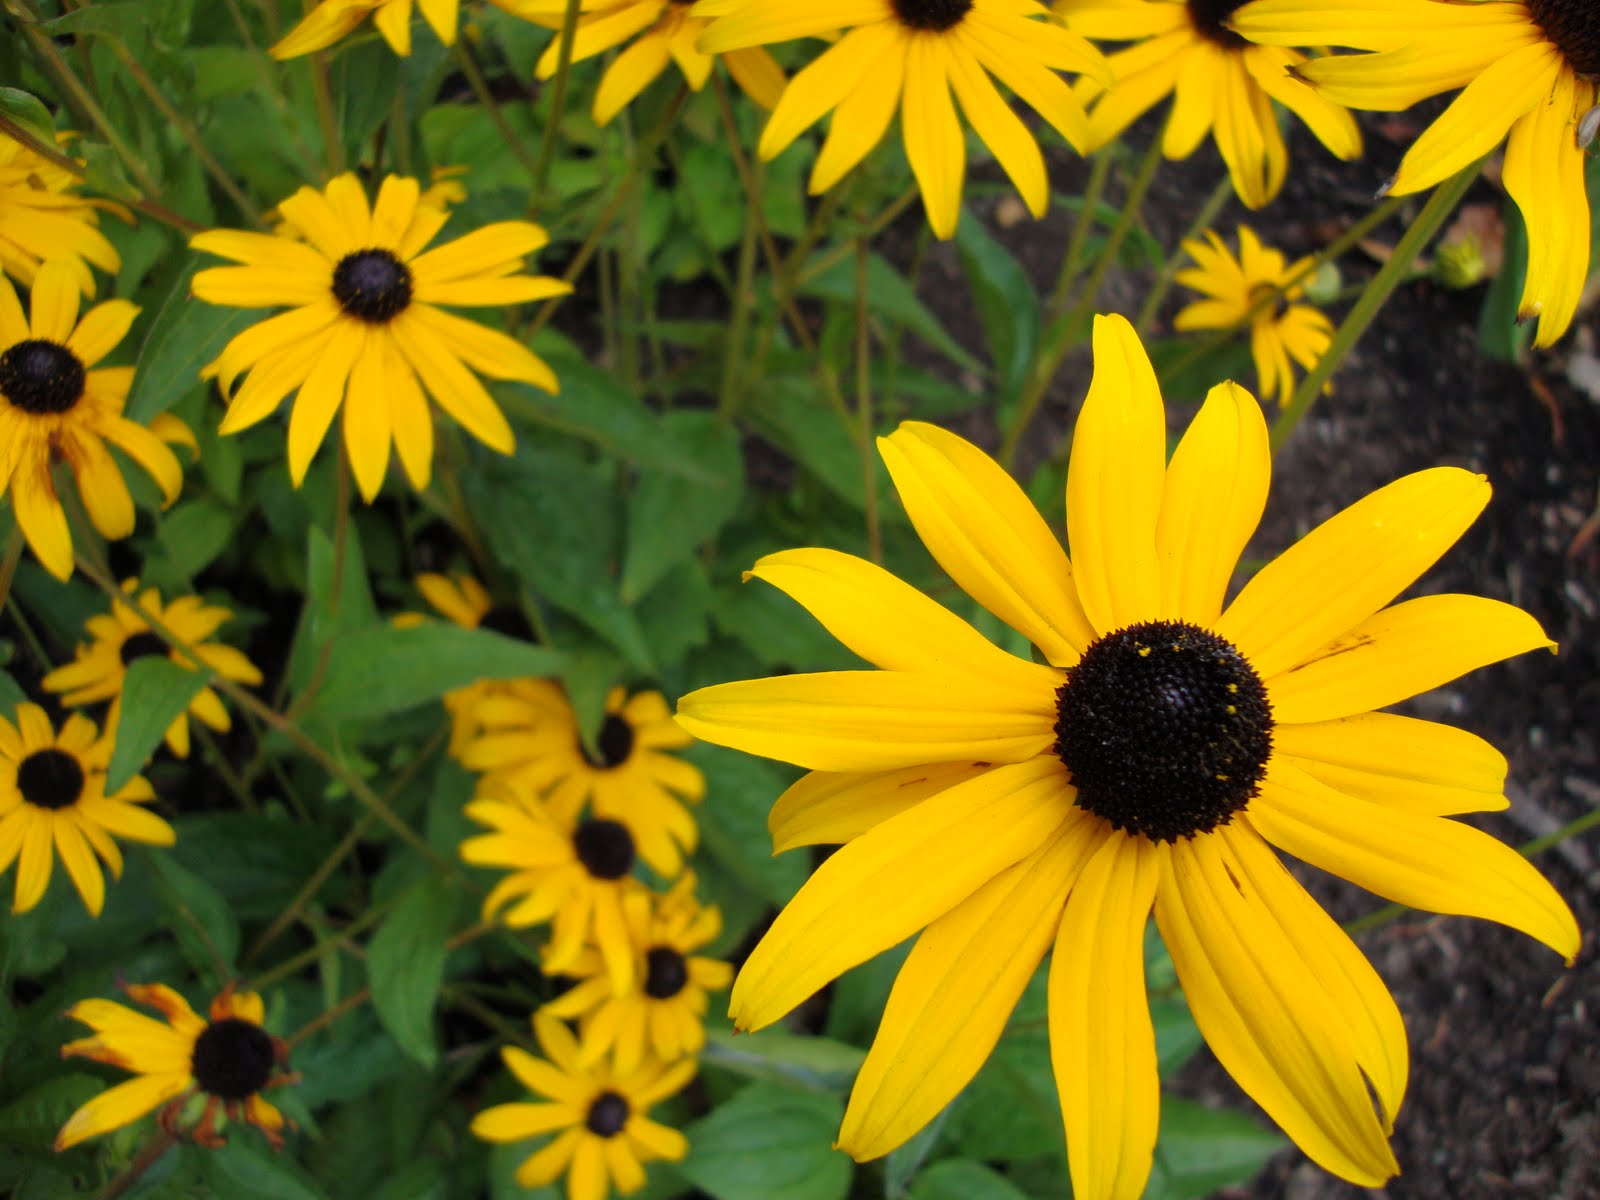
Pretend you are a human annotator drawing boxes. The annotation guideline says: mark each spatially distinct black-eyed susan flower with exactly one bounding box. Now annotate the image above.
[0,261,186,580]
[190,173,570,501]
[511,0,785,124]
[55,983,293,1150]
[471,1013,693,1199]
[0,133,121,296]
[543,871,733,1072]
[676,313,1580,1198]
[460,782,650,992]
[695,0,1111,238]
[461,681,703,880]
[1233,0,1597,347]
[1174,225,1333,407]
[42,580,262,759]
[0,703,170,917]
[1055,0,1361,209]
[270,0,459,58]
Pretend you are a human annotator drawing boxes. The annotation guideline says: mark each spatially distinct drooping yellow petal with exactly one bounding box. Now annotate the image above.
[769,760,995,853]
[901,34,965,239]
[53,1071,192,1151]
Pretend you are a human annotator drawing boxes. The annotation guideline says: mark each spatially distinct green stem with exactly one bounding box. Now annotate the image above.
[854,237,881,564]
[453,41,541,186]
[531,0,584,202]
[1270,161,1481,454]
[1135,173,1231,333]
[1045,150,1112,323]
[718,157,764,421]
[309,50,345,174]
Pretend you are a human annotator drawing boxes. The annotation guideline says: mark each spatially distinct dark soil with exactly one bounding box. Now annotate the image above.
[889,112,1600,1199]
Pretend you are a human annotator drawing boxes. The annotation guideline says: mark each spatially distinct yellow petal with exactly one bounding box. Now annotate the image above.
[769,760,995,853]
[900,35,965,239]
[729,756,1074,1031]
[29,259,81,342]
[287,325,362,486]
[54,1071,191,1150]
[946,40,1047,217]
[808,34,906,194]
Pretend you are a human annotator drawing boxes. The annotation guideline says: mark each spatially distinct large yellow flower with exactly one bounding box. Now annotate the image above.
[1055,0,1361,208]
[0,703,169,917]
[460,681,704,879]
[1234,0,1596,348]
[511,0,785,124]
[696,0,1111,238]
[190,173,570,501]
[676,314,1579,1198]
[56,983,292,1150]
[0,132,121,296]
[42,579,263,759]
[270,0,460,58]
[1174,225,1333,407]
[0,261,185,580]
[542,871,733,1072]
[471,1014,693,1199]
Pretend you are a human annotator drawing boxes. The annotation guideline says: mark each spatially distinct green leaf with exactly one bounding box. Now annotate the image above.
[0,671,26,722]
[955,211,1041,416]
[154,498,236,581]
[0,1075,102,1154]
[148,852,240,979]
[689,744,805,906]
[0,88,56,147]
[907,1160,1031,1200]
[127,263,267,423]
[799,254,983,375]
[1145,1097,1285,1200]
[201,1139,331,1200]
[701,1028,865,1095]
[1477,195,1533,363]
[367,874,455,1069]
[621,412,744,602]
[106,657,209,792]
[309,623,564,721]
[677,1082,853,1200]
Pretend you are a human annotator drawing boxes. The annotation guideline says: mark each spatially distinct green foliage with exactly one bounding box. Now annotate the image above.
[676,1083,852,1200]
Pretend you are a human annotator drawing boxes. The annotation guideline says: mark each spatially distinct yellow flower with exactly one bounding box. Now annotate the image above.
[510,0,785,124]
[0,261,186,580]
[190,173,570,501]
[42,579,263,759]
[1232,0,1597,347]
[0,703,170,917]
[0,132,122,296]
[56,983,292,1150]
[460,681,703,879]
[676,314,1579,1198]
[1173,225,1333,407]
[543,871,733,1072]
[460,781,652,992]
[696,0,1111,238]
[471,1014,693,1200]
[270,0,460,58]
[1055,0,1361,209]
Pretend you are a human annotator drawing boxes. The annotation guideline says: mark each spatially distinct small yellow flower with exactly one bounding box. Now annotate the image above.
[1174,225,1333,407]
[42,579,262,759]
[190,173,570,501]
[0,261,186,580]
[471,1014,693,1200]
[0,131,122,296]
[510,0,785,124]
[696,0,1112,238]
[543,872,733,1072]
[56,983,293,1150]
[270,0,460,58]
[0,703,170,917]
[460,782,651,992]
[460,681,704,879]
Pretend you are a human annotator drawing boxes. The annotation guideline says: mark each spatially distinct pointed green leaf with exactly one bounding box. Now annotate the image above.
[106,657,209,792]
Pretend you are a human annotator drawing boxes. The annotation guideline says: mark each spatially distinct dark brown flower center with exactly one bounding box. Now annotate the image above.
[0,339,86,414]
[119,631,169,667]
[1188,0,1249,50]
[585,1090,630,1137]
[478,606,534,641]
[573,817,635,880]
[16,748,85,810]
[190,1017,276,1100]
[891,0,972,32]
[1527,0,1600,77]
[644,946,689,1000]
[331,249,413,323]
[1053,620,1272,843]
[582,714,635,770]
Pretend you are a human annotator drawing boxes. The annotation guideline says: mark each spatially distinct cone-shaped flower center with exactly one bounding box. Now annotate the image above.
[573,817,636,880]
[583,714,635,770]
[1187,0,1249,49]
[191,1017,276,1100]
[891,0,972,32]
[1527,0,1600,76]
[643,946,689,999]
[1053,620,1272,843]
[478,606,534,641]
[585,1090,630,1137]
[119,631,169,667]
[18,749,85,810]
[331,249,414,324]
[0,339,86,415]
